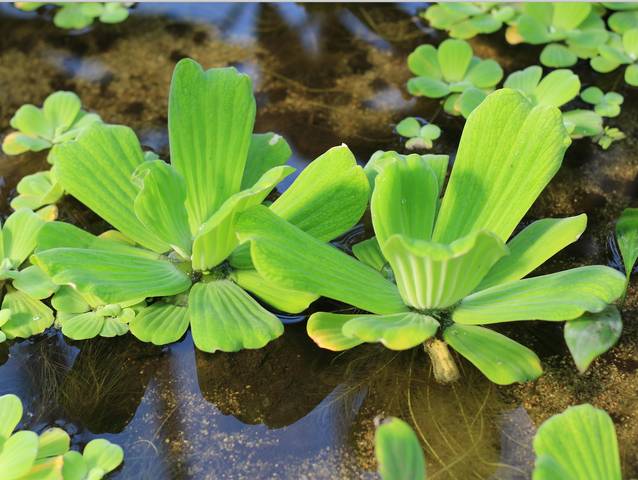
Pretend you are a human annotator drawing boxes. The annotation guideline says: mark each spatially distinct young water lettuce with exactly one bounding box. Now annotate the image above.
[591,28,638,86]
[0,393,123,479]
[236,89,626,385]
[395,117,441,150]
[581,86,624,118]
[32,58,369,351]
[422,2,516,40]
[407,39,503,116]
[15,2,131,30]
[375,417,426,480]
[533,404,621,480]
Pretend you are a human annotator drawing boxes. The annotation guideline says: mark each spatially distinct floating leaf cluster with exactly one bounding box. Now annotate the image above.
[15,2,131,30]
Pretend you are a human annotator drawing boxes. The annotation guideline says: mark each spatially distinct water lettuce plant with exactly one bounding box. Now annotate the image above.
[590,28,638,86]
[0,393,123,479]
[533,404,621,479]
[236,89,626,385]
[407,39,503,116]
[395,117,441,150]
[15,2,131,29]
[31,58,369,351]
[581,86,624,118]
[375,417,426,480]
[422,2,516,40]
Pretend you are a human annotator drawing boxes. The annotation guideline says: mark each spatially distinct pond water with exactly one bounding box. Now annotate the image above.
[0,3,637,479]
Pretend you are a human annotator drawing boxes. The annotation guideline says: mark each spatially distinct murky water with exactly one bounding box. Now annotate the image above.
[0,3,637,479]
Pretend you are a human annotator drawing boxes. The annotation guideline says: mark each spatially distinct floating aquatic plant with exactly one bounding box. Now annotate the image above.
[407,39,503,116]
[581,86,624,118]
[533,404,621,480]
[422,2,516,40]
[615,207,638,282]
[395,117,441,150]
[32,58,369,350]
[237,89,626,385]
[15,2,131,30]
[375,417,426,480]
[0,393,123,479]
[591,28,638,86]
[594,126,626,150]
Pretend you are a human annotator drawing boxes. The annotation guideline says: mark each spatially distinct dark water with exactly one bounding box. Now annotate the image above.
[0,3,637,479]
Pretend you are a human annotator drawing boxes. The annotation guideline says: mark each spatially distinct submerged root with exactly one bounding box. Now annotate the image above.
[424,338,460,384]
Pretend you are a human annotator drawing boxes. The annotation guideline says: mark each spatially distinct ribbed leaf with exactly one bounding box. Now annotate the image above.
[365,151,448,196]
[231,269,318,314]
[306,313,364,351]
[129,303,189,345]
[352,237,386,271]
[32,248,191,305]
[10,170,64,211]
[504,65,542,96]
[466,59,503,89]
[444,324,542,385]
[43,91,82,133]
[615,207,638,278]
[433,89,570,243]
[36,427,70,459]
[12,265,58,300]
[61,451,87,480]
[59,312,105,340]
[533,404,621,480]
[565,306,622,373]
[241,133,291,190]
[168,59,256,230]
[2,208,45,267]
[50,124,169,252]
[552,3,591,30]
[0,431,39,480]
[83,438,124,475]
[191,165,293,271]
[438,39,472,82]
[1,289,53,339]
[534,69,580,107]
[270,145,369,241]
[188,280,283,352]
[408,44,442,78]
[132,160,192,258]
[0,394,22,440]
[478,215,587,290]
[342,312,439,350]
[236,205,406,315]
[384,230,507,310]
[51,286,90,314]
[454,266,626,324]
[375,418,426,480]
[371,153,440,249]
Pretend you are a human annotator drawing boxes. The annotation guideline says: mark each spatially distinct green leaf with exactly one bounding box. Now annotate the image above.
[580,86,604,104]
[132,160,192,258]
[60,312,104,340]
[0,431,39,480]
[609,10,638,33]
[540,44,578,67]
[407,77,450,98]
[83,438,124,475]
[241,133,292,190]
[1,289,53,339]
[1,132,50,155]
[50,123,169,253]
[444,324,542,385]
[433,89,570,243]
[236,205,406,315]
[129,303,189,345]
[533,404,621,480]
[623,28,638,57]
[10,171,64,211]
[270,145,369,241]
[407,44,442,78]
[375,418,426,480]
[396,117,421,138]
[2,208,45,267]
[9,104,50,139]
[616,207,638,278]
[192,165,293,271]
[0,394,22,440]
[565,306,622,374]
[457,87,487,118]
[383,231,507,310]
[454,266,626,324]
[553,3,591,31]
[12,265,58,300]
[625,63,638,86]
[231,269,318,314]
[169,59,256,230]
[438,39,473,82]
[478,215,587,290]
[36,428,70,459]
[590,55,622,73]
[466,59,503,89]
[306,313,364,351]
[505,66,543,96]
[534,69,580,107]
[32,248,191,305]
[562,109,603,138]
[517,13,551,44]
[43,91,81,135]
[371,153,440,251]
[342,312,439,350]
[352,237,386,271]
[188,280,284,352]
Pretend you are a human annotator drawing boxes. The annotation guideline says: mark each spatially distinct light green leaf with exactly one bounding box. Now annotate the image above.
[62,451,87,480]
[1,289,53,339]
[433,89,570,243]
[504,66,543,96]
[408,44,441,78]
[60,312,104,340]
[50,123,169,253]
[306,313,364,351]
[562,109,603,138]
[623,28,638,57]
[83,438,124,475]
[192,165,293,271]
[383,230,507,310]
[533,404,621,480]
[609,10,638,33]
[101,315,130,337]
[0,431,39,480]
[270,145,369,241]
[478,215,587,290]
[375,418,426,480]
[352,237,386,272]
[43,91,81,135]
[10,171,64,211]
[9,104,50,139]
[466,59,503,89]
[625,63,638,86]
[241,133,292,190]
[36,428,70,459]
[580,86,604,104]
[534,69,580,107]
[129,302,189,345]
[407,77,451,98]
[396,117,421,138]
[1,132,50,155]
[438,39,473,82]
[231,269,318,314]
[132,160,192,258]
[540,44,578,68]
[553,3,591,31]
[2,208,45,267]
[590,55,622,73]
[342,312,439,350]
[0,394,22,440]
[444,324,542,385]
[565,306,623,373]
[616,207,638,278]
[32,248,191,305]
[236,205,406,315]
[189,280,284,352]
[457,87,487,118]
[454,266,626,324]
[169,59,256,230]
[12,265,58,300]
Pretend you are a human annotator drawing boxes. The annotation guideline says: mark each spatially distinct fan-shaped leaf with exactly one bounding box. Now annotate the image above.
[0,431,39,480]
[438,39,473,82]
[307,313,364,351]
[0,394,22,440]
[342,312,439,350]
[129,303,189,345]
[241,133,292,190]
[375,418,426,480]
[1,289,53,339]
[616,207,638,278]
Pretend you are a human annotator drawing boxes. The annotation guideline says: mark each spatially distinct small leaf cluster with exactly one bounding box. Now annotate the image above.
[423,2,516,40]
[0,393,123,479]
[15,2,131,30]
[395,117,441,150]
